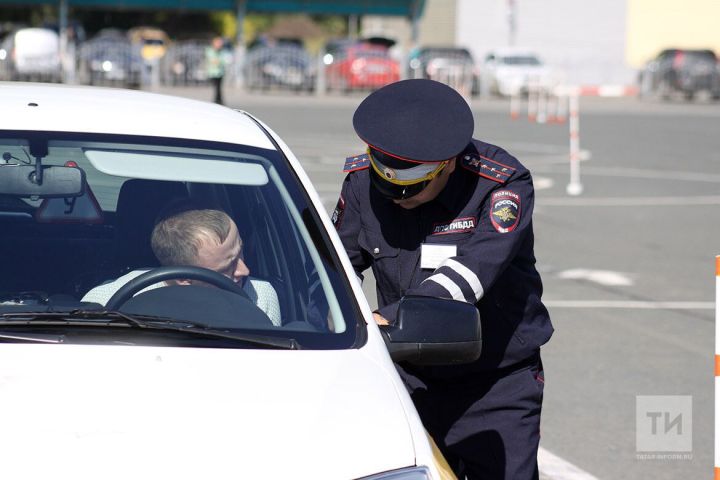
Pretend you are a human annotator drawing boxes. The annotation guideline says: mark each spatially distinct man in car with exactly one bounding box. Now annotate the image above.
[82,208,281,326]
[332,78,553,479]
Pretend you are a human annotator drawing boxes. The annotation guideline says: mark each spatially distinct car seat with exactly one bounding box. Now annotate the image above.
[114,179,189,274]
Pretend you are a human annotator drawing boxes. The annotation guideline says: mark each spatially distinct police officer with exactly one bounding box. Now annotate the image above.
[332,79,553,480]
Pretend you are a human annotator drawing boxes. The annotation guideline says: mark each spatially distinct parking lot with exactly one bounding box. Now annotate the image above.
[163,87,717,480]
[9,79,705,478]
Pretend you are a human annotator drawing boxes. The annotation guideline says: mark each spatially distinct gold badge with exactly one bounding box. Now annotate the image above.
[493,207,517,223]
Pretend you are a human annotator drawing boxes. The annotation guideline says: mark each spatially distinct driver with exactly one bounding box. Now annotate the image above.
[82,208,282,326]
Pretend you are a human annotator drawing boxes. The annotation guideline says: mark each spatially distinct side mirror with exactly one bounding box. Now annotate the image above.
[0,165,84,198]
[380,296,481,366]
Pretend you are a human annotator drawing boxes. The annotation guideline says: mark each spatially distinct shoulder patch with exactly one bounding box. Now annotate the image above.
[460,153,516,184]
[343,153,370,173]
[490,190,521,233]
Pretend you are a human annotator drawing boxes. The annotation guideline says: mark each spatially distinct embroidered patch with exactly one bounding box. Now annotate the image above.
[490,190,521,233]
[343,153,370,173]
[460,153,515,184]
[331,194,345,228]
[432,216,477,235]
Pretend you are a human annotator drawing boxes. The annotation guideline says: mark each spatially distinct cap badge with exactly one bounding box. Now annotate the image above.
[382,167,397,180]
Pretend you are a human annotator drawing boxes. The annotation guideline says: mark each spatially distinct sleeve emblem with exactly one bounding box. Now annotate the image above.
[490,190,521,233]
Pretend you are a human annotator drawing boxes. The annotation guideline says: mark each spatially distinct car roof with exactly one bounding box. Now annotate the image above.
[0,82,276,149]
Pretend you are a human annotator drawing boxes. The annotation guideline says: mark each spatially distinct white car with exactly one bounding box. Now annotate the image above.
[0,28,61,82]
[480,48,552,97]
[0,83,481,480]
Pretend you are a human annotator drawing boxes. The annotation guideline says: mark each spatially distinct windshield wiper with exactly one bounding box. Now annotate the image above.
[0,310,299,350]
[0,332,65,343]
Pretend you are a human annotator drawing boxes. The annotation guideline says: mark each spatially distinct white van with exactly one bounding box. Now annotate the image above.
[1,28,61,81]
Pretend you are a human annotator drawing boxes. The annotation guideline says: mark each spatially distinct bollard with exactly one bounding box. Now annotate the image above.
[715,256,720,480]
[537,86,547,124]
[546,92,557,123]
[566,91,583,196]
[510,93,520,120]
[527,79,538,123]
[556,92,568,124]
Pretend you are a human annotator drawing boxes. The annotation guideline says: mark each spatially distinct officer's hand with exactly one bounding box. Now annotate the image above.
[373,312,390,326]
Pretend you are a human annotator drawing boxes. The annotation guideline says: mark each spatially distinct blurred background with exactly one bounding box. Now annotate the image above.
[1,1,719,479]
[0,0,718,101]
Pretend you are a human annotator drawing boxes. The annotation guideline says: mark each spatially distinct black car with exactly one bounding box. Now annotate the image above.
[243,43,315,92]
[638,49,720,101]
[162,40,209,86]
[78,29,143,88]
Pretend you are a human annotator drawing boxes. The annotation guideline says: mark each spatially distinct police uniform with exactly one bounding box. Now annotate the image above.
[333,79,553,480]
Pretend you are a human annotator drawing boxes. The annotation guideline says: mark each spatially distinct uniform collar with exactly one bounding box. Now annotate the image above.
[435,143,475,211]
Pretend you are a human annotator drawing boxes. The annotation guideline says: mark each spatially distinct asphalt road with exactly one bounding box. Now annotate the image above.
[164,85,719,479]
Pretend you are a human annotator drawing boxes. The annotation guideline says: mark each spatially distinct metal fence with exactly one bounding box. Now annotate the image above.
[0,38,485,100]
[160,41,210,86]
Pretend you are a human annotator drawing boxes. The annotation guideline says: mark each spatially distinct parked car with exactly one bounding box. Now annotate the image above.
[0,81,480,479]
[243,43,315,91]
[162,40,209,86]
[325,42,400,92]
[128,26,169,62]
[0,27,61,82]
[637,48,720,101]
[480,48,553,97]
[78,29,142,87]
[408,46,479,95]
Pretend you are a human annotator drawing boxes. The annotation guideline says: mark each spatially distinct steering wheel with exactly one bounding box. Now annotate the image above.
[106,266,249,311]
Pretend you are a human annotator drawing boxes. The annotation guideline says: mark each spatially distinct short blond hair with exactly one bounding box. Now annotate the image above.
[151,209,233,266]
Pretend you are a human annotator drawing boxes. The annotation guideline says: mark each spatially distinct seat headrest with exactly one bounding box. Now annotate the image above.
[114,179,189,272]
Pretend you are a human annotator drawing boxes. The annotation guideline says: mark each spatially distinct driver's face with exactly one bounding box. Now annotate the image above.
[193,221,250,283]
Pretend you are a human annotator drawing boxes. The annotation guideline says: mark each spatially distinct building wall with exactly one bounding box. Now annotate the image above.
[626,0,720,67]
[361,0,456,53]
[456,0,635,86]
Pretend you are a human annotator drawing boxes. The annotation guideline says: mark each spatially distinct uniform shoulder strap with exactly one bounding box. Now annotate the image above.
[343,153,370,173]
[459,152,516,184]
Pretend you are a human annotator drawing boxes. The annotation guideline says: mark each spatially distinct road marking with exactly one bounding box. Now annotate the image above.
[573,165,720,183]
[539,195,720,207]
[557,269,633,286]
[544,300,714,309]
[538,447,600,480]
[534,176,554,190]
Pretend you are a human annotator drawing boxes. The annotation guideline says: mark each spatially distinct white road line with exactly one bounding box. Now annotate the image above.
[544,300,714,309]
[534,176,554,190]
[556,269,633,286]
[538,447,600,480]
[538,195,720,207]
[569,166,720,183]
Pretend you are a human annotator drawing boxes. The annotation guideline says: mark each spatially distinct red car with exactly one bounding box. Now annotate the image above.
[325,43,400,91]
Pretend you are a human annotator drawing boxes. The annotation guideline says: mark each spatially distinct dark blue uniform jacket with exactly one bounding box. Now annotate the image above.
[334,139,553,374]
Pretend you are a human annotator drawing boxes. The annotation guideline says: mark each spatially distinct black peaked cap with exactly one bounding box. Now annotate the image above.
[353,79,474,163]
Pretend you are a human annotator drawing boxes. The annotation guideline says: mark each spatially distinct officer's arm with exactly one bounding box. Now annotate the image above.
[332,174,371,280]
[378,169,536,323]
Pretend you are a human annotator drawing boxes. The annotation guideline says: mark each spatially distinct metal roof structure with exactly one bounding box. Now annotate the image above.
[0,0,425,16]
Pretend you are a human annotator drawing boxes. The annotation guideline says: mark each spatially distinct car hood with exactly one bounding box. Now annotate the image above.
[0,344,416,480]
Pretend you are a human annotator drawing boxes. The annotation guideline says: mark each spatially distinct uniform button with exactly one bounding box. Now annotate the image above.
[373,247,380,254]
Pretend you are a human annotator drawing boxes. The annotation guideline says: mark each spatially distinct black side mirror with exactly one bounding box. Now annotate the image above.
[380,295,481,366]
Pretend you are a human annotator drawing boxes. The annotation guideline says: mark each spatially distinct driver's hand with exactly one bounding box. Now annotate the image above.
[372,313,390,326]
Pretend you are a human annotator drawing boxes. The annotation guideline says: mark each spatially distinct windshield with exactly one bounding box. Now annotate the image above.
[0,131,359,350]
